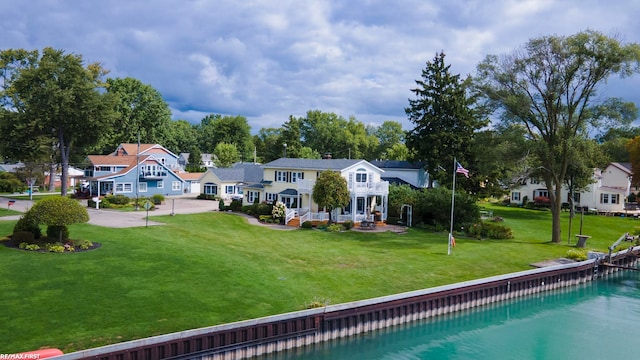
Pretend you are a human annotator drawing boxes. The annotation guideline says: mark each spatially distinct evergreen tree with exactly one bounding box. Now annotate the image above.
[405,52,485,188]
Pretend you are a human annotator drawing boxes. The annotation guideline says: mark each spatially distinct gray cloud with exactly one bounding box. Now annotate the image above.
[2,0,639,131]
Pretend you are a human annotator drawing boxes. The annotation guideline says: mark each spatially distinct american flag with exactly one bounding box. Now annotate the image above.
[456,162,469,178]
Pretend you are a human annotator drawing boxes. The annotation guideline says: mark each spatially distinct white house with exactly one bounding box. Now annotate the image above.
[509,162,633,214]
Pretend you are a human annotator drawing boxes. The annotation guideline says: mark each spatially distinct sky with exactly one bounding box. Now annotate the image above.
[2,0,640,133]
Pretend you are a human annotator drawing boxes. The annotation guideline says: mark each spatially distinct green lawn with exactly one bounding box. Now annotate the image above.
[0,204,638,353]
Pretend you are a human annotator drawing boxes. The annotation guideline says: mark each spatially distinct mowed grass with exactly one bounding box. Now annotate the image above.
[1,204,638,353]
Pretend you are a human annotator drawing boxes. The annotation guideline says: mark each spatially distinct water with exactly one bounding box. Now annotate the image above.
[259,272,640,359]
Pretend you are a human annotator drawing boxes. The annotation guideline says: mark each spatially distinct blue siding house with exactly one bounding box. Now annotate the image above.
[85,144,185,197]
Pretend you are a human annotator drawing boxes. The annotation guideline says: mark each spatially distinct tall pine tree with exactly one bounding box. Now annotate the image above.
[405,52,485,187]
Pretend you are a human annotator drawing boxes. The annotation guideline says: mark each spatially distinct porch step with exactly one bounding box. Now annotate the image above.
[286,218,300,227]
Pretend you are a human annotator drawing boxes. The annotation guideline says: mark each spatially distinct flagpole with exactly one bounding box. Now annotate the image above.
[449,157,456,255]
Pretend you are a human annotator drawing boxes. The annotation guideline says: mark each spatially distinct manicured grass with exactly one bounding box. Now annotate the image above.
[0,204,638,353]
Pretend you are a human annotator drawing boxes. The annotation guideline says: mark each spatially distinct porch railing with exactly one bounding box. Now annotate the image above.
[285,208,297,224]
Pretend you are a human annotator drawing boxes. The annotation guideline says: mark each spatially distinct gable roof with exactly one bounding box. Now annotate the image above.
[609,162,633,175]
[87,155,139,167]
[111,143,178,158]
[208,163,263,184]
[178,172,205,181]
[263,158,371,171]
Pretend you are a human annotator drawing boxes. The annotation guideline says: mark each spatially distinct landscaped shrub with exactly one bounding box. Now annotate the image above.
[105,194,131,205]
[13,213,42,239]
[301,221,313,229]
[259,215,272,223]
[45,243,65,253]
[197,193,218,200]
[12,231,34,244]
[229,199,243,212]
[467,222,513,239]
[47,225,70,242]
[151,194,165,204]
[414,187,480,230]
[72,239,93,250]
[272,201,286,223]
[566,249,587,261]
[342,220,354,230]
[256,203,273,216]
[533,196,550,208]
[327,224,343,232]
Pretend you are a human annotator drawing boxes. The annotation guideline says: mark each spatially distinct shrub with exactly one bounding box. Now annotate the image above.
[566,249,587,261]
[47,225,69,242]
[272,201,286,220]
[230,199,243,212]
[327,224,343,232]
[218,198,225,210]
[342,220,354,230]
[533,196,550,208]
[256,203,273,216]
[46,243,65,253]
[25,243,40,251]
[13,214,42,239]
[105,194,131,205]
[13,231,35,244]
[467,222,514,239]
[259,215,273,223]
[151,194,165,204]
[72,239,93,250]
[301,221,313,229]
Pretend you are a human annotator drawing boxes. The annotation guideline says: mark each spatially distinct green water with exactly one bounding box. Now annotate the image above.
[260,272,640,359]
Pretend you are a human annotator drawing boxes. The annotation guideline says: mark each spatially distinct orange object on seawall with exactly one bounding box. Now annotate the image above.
[15,348,64,358]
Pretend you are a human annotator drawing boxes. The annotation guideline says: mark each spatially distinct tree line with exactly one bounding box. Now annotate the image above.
[2,31,640,244]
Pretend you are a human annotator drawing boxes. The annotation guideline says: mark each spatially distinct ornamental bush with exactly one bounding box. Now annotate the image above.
[467,221,514,240]
[27,196,89,242]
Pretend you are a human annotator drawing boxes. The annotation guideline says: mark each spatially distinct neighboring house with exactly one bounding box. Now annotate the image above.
[45,166,85,189]
[370,160,429,189]
[259,157,389,225]
[200,163,264,201]
[179,172,205,194]
[509,162,633,214]
[178,153,215,169]
[113,143,181,171]
[0,163,24,173]
[84,144,185,197]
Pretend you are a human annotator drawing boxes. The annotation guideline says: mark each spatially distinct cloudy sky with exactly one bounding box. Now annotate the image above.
[2,0,640,132]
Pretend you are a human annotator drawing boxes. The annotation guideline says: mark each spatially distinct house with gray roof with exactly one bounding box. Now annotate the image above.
[199,163,264,201]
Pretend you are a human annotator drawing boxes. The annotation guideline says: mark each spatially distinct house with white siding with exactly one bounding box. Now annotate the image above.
[509,162,633,214]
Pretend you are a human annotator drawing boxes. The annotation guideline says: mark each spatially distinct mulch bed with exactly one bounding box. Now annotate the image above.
[2,237,102,253]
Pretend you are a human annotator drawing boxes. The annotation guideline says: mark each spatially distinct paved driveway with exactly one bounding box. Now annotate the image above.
[0,196,220,228]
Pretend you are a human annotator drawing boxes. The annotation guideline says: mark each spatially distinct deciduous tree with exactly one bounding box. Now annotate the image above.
[312,170,350,224]
[475,30,640,243]
[0,47,117,196]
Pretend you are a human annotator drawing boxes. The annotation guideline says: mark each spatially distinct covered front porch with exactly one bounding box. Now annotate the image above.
[283,179,389,227]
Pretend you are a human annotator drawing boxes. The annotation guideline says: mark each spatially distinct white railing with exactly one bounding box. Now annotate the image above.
[285,208,297,224]
[348,181,389,195]
[299,211,310,225]
[297,180,315,193]
[310,212,330,222]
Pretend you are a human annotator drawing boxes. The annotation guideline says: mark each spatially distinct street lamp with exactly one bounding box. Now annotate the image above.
[283,143,287,157]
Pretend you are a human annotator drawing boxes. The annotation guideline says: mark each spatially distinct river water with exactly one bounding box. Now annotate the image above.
[259,271,640,359]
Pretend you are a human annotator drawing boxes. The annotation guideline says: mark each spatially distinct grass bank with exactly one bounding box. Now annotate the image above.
[0,204,638,353]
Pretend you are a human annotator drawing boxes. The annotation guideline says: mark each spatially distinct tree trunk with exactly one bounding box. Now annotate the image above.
[48,162,56,192]
[550,185,563,243]
[59,132,70,196]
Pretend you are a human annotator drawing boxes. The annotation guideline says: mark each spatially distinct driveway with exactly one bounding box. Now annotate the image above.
[0,196,220,228]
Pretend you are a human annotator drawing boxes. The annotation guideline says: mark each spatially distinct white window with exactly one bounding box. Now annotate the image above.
[612,194,620,204]
[204,183,218,195]
[248,191,260,203]
[356,172,367,183]
[266,193,277,203]
[275,171,286,182]
[292,171,304,183]
[512,192,520,201]
[600,193,609,204]
[139,182,147,193]
[115,183,133,193]
[158,180,164,189]
[172,181,181,191]
[225,185,235,194]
